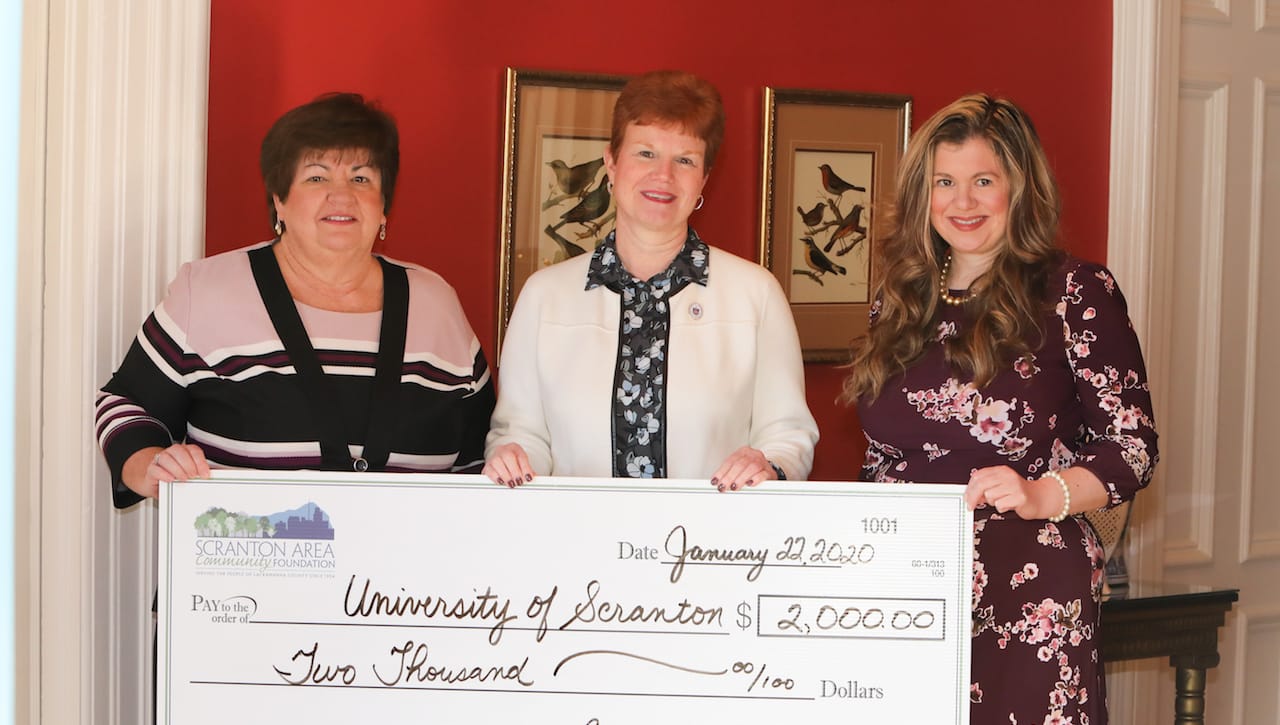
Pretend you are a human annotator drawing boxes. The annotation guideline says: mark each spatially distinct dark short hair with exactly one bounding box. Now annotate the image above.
[609,70,725,172]
[259,92,400,229]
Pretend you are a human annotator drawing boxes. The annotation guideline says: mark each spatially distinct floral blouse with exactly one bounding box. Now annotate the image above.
[859,257,1158,505]
[856,257,1158,725]
[585,229,709,478]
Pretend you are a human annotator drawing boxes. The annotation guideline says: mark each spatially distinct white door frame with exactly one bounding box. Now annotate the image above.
[1106,0,1181,719]
[16,1,209,722]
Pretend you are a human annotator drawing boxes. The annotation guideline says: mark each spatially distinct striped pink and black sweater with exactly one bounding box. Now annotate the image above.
[95,243,494,508]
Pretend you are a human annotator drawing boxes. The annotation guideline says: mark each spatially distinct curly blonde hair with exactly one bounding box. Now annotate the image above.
[842,94,1063,403]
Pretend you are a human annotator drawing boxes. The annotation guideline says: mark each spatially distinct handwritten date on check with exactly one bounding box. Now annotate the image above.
[159,474,972,724]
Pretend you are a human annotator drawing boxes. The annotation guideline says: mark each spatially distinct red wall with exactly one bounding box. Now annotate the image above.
[206,1,1112,481]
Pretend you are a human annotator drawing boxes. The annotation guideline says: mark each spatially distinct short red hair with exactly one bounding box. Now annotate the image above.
[609,70,725,172]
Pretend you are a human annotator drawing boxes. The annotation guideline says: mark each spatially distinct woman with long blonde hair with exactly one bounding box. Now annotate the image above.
[845,94,1157,724]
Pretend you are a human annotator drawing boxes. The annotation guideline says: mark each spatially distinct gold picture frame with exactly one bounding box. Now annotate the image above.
[497,68,628,356]
[760,88,911,363]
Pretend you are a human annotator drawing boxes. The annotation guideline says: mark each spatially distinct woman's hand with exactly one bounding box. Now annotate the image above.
[964,465,1060,520]
[710,446,777,493]
[122,443,211,499]
[484,443,535,488]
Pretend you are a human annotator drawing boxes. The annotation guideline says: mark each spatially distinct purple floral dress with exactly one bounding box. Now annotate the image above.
[856,258,1157,725]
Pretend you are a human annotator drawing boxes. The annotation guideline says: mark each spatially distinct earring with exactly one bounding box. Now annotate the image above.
[606,179,614,193]
[694,195,704,211]
[274,219,284,237]
[378,223,386,241]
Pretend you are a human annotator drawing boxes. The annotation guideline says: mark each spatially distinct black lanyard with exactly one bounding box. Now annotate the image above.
[248,244,408,472]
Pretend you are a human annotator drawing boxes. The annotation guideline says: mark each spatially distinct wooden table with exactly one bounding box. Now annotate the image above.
[1100,587,1239,725]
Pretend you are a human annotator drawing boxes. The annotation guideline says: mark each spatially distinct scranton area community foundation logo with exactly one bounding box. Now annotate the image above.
[192,501,337,577]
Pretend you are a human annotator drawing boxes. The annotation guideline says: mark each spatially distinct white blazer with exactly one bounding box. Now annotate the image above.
[486,246,818,480]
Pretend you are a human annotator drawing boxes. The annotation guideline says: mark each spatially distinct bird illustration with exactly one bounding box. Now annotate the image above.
[823,203,868,255]
[555,175,612,236]
[801,236,846,277]
[818,163,867,199]
[543,224,587,260]
[546,157,605,198]
[796,202,825,229]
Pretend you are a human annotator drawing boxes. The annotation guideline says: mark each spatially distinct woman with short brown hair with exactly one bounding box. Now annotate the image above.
[96,92,493,504]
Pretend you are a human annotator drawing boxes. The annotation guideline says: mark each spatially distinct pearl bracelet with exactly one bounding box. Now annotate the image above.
[1041,470,1071,523]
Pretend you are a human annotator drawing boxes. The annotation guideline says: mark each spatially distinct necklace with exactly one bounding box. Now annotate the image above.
[939,253,976,306]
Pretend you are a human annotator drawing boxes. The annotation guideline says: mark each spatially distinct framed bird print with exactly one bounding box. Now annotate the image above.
[497,68,628,355]
[759,87,911,362]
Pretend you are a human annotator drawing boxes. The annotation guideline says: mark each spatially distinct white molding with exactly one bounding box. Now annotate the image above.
[1186,0,1232,24]
[1235,606,1280,722]
[1162,78,1230,567]
[1108,0,1177,575]
[16,0,50,722]
[1108,3,1159,332]
[1163,540,1214,566]
[1107,0,1180,719]
[1243,78,1280,562]
[20,0,209,723]
[1258,0,1280,31]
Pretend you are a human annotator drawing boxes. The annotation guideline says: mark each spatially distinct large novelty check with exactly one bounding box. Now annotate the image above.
[159,472,972,724]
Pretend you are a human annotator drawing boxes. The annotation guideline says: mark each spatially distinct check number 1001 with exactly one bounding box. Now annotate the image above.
[755,596,945,641]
